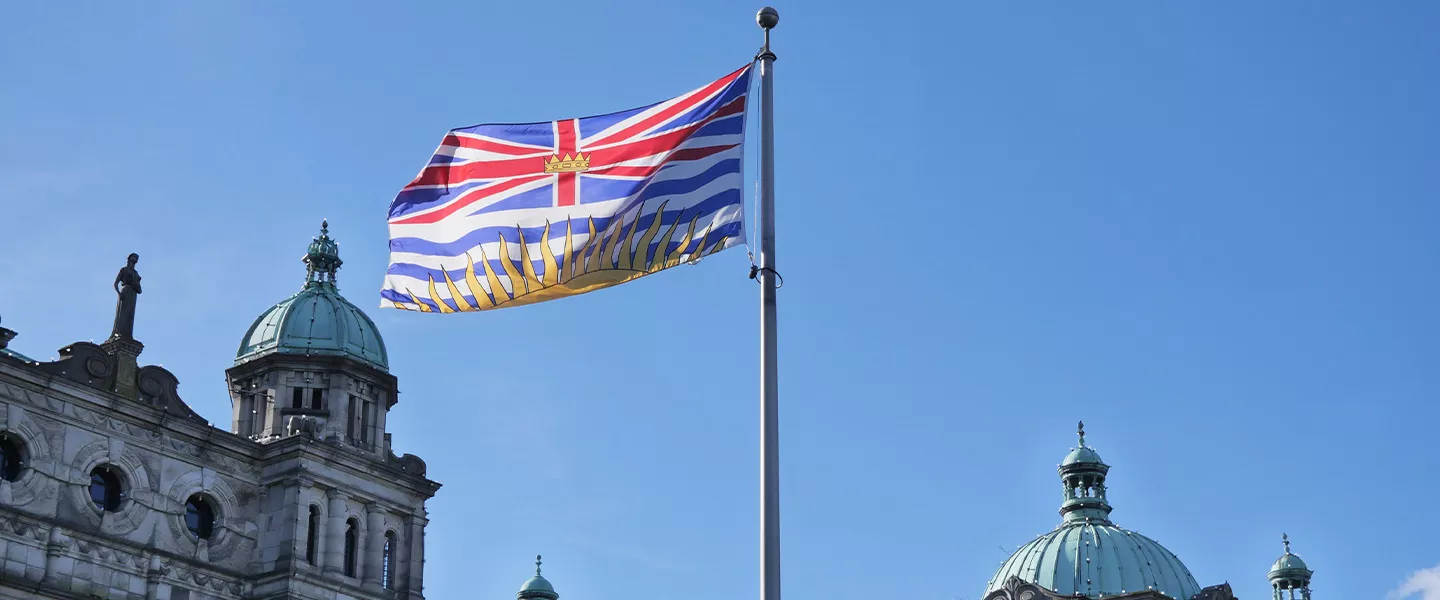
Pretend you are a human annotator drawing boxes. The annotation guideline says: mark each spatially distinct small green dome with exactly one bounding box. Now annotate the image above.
[1062,445,1104,466]
[518,556,559,600]
[235,221,388,371]
[1062,421,1106,466]
[1268,535,1313,583]
[520,576,555,594]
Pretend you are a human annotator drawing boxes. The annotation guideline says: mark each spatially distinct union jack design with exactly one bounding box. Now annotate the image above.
[382,65,752,312]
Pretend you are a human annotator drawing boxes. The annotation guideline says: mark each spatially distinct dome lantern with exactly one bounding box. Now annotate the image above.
[1268,534,1313,600]
[303,219,343,288]
[1059,421,1112,524]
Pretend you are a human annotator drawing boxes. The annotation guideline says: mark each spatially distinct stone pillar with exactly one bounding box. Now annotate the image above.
[102,338,144,399]
[145,554,164,600]
[404,510,429,599]
[323,489,348,575]
[364,504,387,587]
[42,526,69,585]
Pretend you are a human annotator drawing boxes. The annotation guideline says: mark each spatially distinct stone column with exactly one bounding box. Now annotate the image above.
[364,504,387,587]
[404,510,429,599]
[323,489,348,575]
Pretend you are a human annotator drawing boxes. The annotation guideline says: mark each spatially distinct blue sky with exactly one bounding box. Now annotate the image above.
[3,2,1438,600]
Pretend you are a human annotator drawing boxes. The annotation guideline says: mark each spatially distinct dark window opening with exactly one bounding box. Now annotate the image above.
[0,433,24,482]
[382,531,396,589]
[291,387,304,409]
[306,505,320,564]
[343,518,359,577]
[88,466,123,511]
[184,495,216,539]
[310,388,324,410]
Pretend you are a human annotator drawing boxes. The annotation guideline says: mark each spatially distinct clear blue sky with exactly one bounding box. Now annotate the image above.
[2,2,1437,600]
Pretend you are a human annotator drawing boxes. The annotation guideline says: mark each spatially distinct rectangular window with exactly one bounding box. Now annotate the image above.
[310,388,325,410]
[292,387,304,409]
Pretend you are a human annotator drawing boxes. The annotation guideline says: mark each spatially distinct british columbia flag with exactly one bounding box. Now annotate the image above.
[381,65,752,312]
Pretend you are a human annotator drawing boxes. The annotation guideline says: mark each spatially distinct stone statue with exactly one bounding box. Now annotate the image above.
[111,253,142,340]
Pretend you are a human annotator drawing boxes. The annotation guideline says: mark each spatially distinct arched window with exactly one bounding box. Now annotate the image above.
[88,466,123,511]
[343,518,358,577]
[184,495,216,539]
[0,433,24,482]
[382,531,396,589]
[306,506,321,564]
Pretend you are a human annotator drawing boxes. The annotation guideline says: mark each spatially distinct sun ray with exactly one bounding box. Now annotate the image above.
[477,246,510,302]
[665,215,700,269]
[582,216,606,275]
[540,220,560,287]
[495,235,524,298]
[442,266,476,312]
[464,252,497,308]
[617,204,645,271]
[560,218,574,284]
[687,222,713,264]
[598,212,625,272]
[405,289,433,312]
[426,275,456,313]
[633,201,670,272]
[516,227,541,293]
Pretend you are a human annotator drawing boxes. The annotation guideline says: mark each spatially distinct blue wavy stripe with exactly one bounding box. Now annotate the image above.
[389,187,740,257]
[383,221,744,310]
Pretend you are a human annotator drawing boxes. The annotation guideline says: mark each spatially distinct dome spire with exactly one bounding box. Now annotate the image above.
[517,554,558,600]
[1078,420,1086,447]
[1283,533,1291,554]
[303,219,343,288]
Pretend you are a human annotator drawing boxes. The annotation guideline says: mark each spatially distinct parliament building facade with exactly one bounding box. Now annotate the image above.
[0,223,438,600]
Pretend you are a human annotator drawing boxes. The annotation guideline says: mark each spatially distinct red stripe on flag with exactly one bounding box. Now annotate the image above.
[586,144,740,179]
[392,175,549,225]
[586,65,749,149]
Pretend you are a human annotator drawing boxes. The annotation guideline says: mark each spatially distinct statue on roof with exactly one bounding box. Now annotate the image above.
[110,253,142,341]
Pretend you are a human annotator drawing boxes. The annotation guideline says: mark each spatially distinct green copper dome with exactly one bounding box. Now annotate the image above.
[1268,535,1313,583]
[235,221,389,371]
[518,556,559,600]
[986,424,1202,600]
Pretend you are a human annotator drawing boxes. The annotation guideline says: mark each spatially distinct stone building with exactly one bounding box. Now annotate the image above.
[982,423,1315,600]
[0,222,439,600]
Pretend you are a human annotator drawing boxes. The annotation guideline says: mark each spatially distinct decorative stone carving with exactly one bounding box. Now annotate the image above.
[35,343,116,392]
[135,365,207,424]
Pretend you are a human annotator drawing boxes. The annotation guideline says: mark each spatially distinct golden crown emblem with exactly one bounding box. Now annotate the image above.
[543,153,590,173]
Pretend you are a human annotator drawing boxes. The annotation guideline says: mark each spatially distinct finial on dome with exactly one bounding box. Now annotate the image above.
[1078,420,1086,447]
[1282,533,1290,554]
[535,554,542,576]
[321,218,329,232]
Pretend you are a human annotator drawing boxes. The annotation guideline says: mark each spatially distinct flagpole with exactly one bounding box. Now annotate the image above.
[755,8,781,600]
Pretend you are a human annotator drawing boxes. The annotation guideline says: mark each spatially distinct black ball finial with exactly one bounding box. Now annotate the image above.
[757,6,779,29]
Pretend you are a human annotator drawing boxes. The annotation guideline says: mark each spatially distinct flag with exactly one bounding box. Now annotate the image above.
[381,65,752,312]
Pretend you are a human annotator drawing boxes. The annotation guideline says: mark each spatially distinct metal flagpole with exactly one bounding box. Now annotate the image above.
[755,8,781,600]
